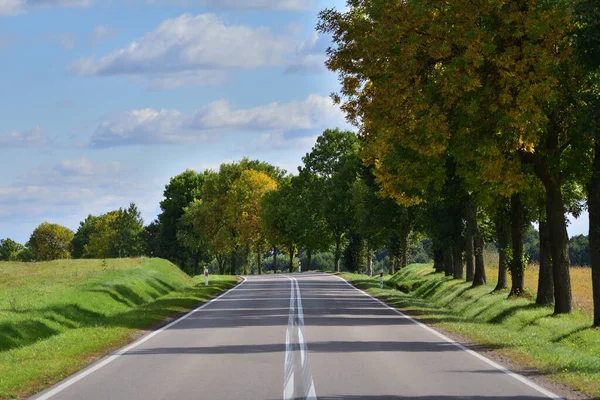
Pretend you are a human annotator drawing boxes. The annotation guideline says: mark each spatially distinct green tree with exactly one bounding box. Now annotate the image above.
[569,235,591,266]
[0,238,24,261]
[227,169,278,274]
[71,215,99,258]
[86,203,145,258]
[573,0,600,325]
[28,222,74,261]
[260,177,298,273]
[157,170,204,266]
[319,0,587,313]
[301,128,360,272]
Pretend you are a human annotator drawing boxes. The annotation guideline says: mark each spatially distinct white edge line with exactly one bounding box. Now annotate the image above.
[328,273,563,400]
[33,276,248,400]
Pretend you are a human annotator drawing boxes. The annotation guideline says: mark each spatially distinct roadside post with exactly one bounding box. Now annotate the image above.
[298,260,302,273]
[379,271,383,289]
[204,267,209,286]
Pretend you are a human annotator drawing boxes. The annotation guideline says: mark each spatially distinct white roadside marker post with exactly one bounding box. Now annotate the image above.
[379,271,383,289]
[298,260,302,273]
[204,266,209,286]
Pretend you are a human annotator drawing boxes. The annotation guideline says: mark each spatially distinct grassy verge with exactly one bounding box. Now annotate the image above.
[341,264,600,399]
[0,258,238,399]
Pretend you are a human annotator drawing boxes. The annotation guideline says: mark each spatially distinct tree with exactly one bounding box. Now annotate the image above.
[72,215,99,258]
[86,203,145,258]
[0,238,24,261]
[569,235,591,266]
[227,169,278,275]
[290,172,332,272]
[261,178,298,273]
[28,222,73,261]
[157,170,204,267]
[301,128,360,272]
[143,219,161,257]
[319,0,586,313]
[573,0,600,325]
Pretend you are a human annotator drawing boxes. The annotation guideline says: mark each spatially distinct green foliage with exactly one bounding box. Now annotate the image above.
[71,215,99,259]
[0,238,24,261]
[86,203,145,258]
[569,234,592,266]
[342,232,365,272]
[157,170,205,266]
[28,222,74,261]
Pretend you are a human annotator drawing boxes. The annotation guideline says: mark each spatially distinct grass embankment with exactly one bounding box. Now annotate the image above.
[342,265,600,398]
[0,258,238,399]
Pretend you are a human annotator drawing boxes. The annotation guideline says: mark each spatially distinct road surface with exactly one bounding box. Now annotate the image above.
[31,273,561,400]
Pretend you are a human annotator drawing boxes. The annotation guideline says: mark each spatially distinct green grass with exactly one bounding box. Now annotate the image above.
[0,258,239,399]
[341,264,600,399]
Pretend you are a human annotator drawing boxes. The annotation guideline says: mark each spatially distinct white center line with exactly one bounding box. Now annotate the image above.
[283,276,317,400]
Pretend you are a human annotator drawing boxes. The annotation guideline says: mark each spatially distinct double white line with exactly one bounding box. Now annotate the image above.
[284,276,317,400]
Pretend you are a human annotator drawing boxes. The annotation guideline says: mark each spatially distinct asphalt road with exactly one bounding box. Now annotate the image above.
[30,273,561,400]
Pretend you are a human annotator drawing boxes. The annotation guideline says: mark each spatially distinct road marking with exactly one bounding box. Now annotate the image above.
[329,274,563,400]
[32,277,248,400]
[284,276,317,400]
[294,277,317,399]
[283,276,296,400]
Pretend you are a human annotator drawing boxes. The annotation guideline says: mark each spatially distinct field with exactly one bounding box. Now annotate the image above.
[342,264,600,398]
[482,249,594,315]
[0,258,238,399]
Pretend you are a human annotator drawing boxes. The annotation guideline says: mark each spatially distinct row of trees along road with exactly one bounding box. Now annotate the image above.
[1,0,599,327]
[318,0,600,324]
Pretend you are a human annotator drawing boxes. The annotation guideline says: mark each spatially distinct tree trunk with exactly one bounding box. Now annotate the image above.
[546,186,573,314]
[399,228,409,268]
[433,246,444,273]
[334,234,342,272]
[306,248,312,272]
[589,140,600,326]
[273,247,277,273]
[465,200,476,282]
[192,254,200,276]
[216,253,225,275]
[536,220,554,305]
[472,230,487,287]
[244,243,250,275]
[366,247,373,276]
[509,194,525,297]
[452,227,463,279]
[443,247,453,277]
[520,144,572,313]
[257,243,263,275]
[494,212,510,291]
[288,247,295,273]
[230,248,237,276]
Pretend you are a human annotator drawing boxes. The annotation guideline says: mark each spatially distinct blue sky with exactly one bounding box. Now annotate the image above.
[0,0,589,243]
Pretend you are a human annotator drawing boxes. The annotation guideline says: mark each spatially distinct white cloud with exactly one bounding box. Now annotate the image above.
[0,157,155,239]
[190,94,345,131]
[90,94,348,148]
[0,0,92,16]
[0,126,51,148]
[70,13,330,87]
[71,14,292,75]
[92,24,112,42]
[0,0,24,15]
[92,108,210,148]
